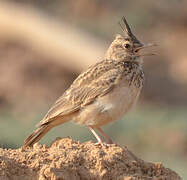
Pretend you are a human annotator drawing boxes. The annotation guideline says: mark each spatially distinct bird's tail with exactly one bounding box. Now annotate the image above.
[24,123,52,147]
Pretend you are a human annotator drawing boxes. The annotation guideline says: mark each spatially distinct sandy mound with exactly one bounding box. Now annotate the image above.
[0,138,181,180]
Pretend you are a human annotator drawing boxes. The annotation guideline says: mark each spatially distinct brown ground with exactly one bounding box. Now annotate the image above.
[0,138,181,180]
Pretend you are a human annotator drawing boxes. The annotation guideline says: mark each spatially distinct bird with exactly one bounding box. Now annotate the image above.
[24,17,155,147]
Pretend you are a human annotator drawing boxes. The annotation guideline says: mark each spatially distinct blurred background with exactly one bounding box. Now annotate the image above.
[0,0,186,178]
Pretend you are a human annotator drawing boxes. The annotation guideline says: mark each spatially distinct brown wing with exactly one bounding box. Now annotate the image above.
[39,59,123,125]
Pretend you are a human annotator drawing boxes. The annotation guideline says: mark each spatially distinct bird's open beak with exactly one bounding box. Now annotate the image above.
[135,43,157,56]
[135,43,157,52]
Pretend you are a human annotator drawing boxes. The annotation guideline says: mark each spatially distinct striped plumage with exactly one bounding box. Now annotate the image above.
[24,17,154,147]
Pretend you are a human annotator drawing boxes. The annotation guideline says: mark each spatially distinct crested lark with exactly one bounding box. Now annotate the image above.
[24,17,155,147]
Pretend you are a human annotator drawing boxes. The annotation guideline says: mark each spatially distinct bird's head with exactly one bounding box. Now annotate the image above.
[105,17,155,63]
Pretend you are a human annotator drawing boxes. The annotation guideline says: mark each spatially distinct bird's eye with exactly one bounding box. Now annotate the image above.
[124,43,130,49]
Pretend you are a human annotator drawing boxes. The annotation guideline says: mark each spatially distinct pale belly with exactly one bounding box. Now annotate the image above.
[73,84,141,127]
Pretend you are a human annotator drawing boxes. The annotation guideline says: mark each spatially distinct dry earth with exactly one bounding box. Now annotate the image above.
[0,138,181,180]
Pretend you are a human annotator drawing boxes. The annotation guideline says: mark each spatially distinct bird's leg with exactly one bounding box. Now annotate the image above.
[88,126,104,145]
[96,127,114,144]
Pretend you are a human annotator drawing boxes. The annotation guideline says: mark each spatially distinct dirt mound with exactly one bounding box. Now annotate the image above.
[0,138,181,180]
